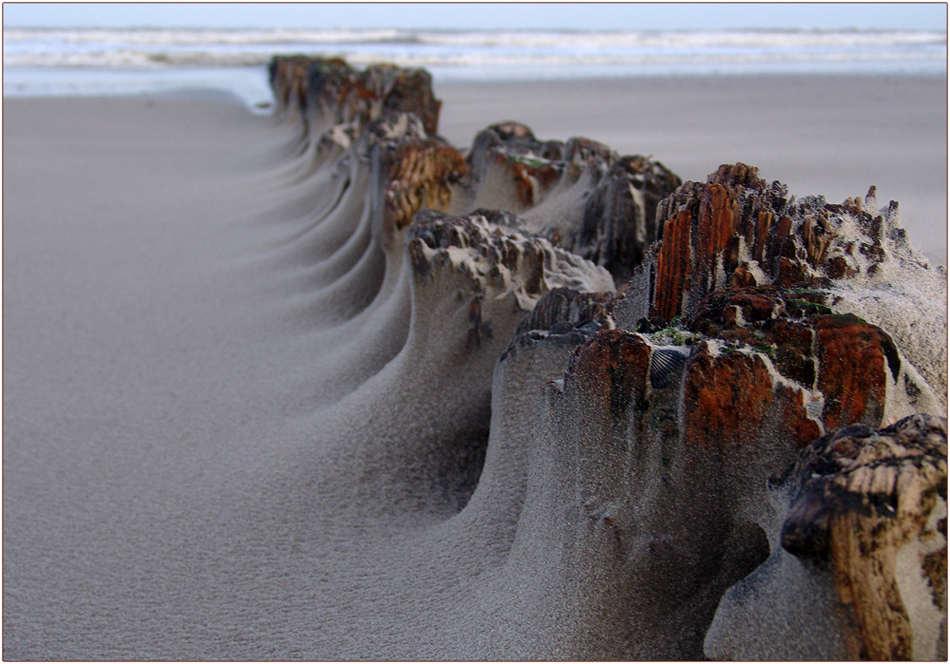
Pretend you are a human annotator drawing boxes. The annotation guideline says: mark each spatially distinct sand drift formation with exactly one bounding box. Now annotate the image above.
[267,56,947,659]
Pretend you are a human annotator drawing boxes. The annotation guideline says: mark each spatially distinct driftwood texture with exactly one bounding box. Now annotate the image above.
[268,55,947,660]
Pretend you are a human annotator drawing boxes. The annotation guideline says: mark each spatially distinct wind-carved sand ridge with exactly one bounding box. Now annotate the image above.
[260,55,947,659]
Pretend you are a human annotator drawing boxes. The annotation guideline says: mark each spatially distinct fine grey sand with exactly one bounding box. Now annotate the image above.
[3,75,947,660]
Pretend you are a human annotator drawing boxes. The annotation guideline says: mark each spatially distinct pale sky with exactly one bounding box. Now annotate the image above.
[3,2,947,31]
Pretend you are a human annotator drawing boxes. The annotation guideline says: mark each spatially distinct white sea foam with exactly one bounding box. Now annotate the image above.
[5,27,945,70]
[4,28,946,109]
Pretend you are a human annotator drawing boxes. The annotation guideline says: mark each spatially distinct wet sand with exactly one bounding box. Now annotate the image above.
[3,74,947,660]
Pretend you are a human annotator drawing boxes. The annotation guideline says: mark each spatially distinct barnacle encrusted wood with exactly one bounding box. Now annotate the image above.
[618,161,947,416]
[263,56,947,660]
[574,155,682,284]
[376,138,468,237]
[406,211,614,311]
[268,54,314,114]
[627,162,931,323]
[270,55,441,134]
[461,122,681,283]
[512,287,615,338]
[782,415,947,660]
[682,285,933,440]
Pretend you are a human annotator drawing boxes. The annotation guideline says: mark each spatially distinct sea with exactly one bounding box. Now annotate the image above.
[3,27,947,112]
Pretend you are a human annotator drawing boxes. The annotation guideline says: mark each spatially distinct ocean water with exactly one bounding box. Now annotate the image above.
[3,27,947,110]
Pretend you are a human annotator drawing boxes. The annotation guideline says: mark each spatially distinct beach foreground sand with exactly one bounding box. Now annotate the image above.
[3,75,947,659]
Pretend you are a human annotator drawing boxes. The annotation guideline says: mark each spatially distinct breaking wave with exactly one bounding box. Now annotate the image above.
[4,27,946,73]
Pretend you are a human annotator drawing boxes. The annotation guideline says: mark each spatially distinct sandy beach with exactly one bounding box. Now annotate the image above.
[3,74,947,659]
